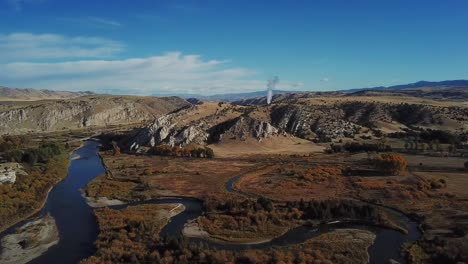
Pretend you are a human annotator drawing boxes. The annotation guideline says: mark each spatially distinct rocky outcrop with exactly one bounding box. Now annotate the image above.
[209,116,279,142]
[269,101,468,141]
[0,96,189,135]
[270,104,356,140]
[0,163,24,184]
[128,113,281,151]
[0,170,16,184]
[129,109,210,150]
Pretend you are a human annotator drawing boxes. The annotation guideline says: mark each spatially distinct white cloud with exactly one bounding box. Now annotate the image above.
[320,77,330,82]
[0,32,303,95]
[0,52,267,95]
[0,52,304,95]
[0,33,124,61]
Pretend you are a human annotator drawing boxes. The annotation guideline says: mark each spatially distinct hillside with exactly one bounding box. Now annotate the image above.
[0,95,190,135]
[235,87,468,106]
[349,87,468,101]
[123,94,467,157]
[361,79,468,91]
[0,86,95,101]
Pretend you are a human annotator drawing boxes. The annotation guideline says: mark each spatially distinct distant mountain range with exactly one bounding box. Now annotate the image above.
[345,80,468,92]
[183,90,306,102]
[2,80,467,102]
[0,86,94,100]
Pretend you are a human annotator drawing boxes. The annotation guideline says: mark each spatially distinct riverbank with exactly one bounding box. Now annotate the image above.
[182,220,286,245]
[84,196,126,208]
[0,140,88,234]
[0,215,59,264]
[0,155,70,234]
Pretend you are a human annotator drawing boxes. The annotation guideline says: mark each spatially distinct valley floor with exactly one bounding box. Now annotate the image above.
[82,143,468,263]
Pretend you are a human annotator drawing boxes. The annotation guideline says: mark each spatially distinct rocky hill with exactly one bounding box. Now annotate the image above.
[0,86,95,101]
[234,91,344,105]
[126,102,284,151]
[125,96,467,152]
[0,95,190,135]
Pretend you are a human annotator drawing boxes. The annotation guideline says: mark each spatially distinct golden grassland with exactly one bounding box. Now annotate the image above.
[296,95,468,108]
[233,163,347,201]
[87,152,258,200]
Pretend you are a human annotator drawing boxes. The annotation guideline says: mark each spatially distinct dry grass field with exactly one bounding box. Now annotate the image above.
[209,137,325,158]
[233,162,347,201]
[88,152,259,200]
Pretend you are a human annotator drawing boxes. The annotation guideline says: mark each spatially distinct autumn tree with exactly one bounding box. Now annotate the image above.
[374,153,407,176]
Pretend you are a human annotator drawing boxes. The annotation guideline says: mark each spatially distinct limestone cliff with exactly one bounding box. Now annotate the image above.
[127,104,282,150]
[0,95,190,135]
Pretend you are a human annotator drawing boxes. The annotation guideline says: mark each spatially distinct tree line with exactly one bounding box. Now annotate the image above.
[150,145,214,158]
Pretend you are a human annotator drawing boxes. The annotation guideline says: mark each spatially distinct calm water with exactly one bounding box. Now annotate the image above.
[30,140,105,264]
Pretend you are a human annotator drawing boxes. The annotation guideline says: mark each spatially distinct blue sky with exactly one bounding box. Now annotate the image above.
[1,0,468,95]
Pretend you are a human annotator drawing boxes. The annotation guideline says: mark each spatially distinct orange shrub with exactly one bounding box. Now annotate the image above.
[374,153,407,176]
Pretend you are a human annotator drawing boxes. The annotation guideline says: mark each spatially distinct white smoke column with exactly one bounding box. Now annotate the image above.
[267,76,279,104]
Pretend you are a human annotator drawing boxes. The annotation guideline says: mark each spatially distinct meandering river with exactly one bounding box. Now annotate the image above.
[1,140,421,263]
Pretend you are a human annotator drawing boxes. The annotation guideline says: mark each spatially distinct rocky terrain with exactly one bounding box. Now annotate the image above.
[0,86,94,101]
[125,94,468,152]
[271,99,467,140]
[0,95,190,135]
[0,215,59,264]
[126,102,284,150]
[0,163,25,184]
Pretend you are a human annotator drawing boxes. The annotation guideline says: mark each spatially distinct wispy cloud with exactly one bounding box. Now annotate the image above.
[320,77,331,82]
[0,33,124,61]
[58,16,123,28]
[86,17,122,27]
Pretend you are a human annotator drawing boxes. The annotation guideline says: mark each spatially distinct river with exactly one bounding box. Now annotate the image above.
[1,140,421,263]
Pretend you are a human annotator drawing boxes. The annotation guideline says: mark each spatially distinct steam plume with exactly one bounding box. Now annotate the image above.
[267,76,279,104]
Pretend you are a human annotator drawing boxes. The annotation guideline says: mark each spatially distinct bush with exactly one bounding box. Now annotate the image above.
[374,153,407,176]
[3,142,64,164]
[419,129,458,144]
[3,150,23,162]
[329,142,392,153]
[150,145,214,158]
